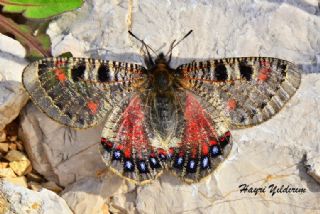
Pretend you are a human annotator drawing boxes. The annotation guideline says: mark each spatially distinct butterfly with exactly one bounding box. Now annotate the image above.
[22,31,301,184]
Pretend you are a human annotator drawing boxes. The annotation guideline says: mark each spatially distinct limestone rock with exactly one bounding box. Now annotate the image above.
[0,180,72,214]
[61,172,124,214]
[0,193,9,214]
[18,0,320,213]
[0,81,29,131]
[305,152,320,184]
[9,159,31,176]
[0,34,27,82]
[19,103,106,186]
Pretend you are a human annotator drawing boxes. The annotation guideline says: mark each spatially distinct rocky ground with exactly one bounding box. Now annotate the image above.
[1,0,320,214]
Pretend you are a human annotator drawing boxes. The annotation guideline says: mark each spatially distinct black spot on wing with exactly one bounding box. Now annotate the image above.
[214,63,228,81]
[239,63,253,81]
[71,64,86,81]
[279,64,287,76]
[37,62,50,76]
[97,64,111,82]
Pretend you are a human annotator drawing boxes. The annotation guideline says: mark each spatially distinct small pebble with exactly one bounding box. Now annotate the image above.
[0,143,9,153]
[0,131,6,142]
[3,176,28,187]
[5,150,28,162]
[9,159,31,176]
[0,162,9,169]
[0,168,17,178]
[8,143,17,151]
[8,135,17,142]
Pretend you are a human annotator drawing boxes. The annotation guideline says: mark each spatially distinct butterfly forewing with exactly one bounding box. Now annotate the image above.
[22,57,146,128]
[177,57,301,129]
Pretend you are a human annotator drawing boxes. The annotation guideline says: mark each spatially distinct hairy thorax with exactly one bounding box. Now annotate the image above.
[146,62,184,149]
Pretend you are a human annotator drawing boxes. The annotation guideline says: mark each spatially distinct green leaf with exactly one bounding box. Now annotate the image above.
[58,52,73,57]
[0,0,83,19]
[0,14,51,59]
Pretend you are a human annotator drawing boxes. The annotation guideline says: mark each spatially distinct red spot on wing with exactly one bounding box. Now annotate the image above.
[116,145,124,150]
[201,143,209,155]
[258,61,272,82]
[227,99,237,111]
[149,152,156,158]
[261,60,271,68]
[116,97,149,158]
[87,101,98,114]
[124,148,131,158]
[209,139,218,146]
[53,68,67,83]
[225,131,231,137]
[168,147,175,157]
[183,93,218,156]
[190,148,197,158]
[158,148,168,156]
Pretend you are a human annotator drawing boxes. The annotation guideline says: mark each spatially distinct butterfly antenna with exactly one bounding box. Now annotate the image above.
[128,31,157,64]
[166,30,193,63]
[167,39,176,64]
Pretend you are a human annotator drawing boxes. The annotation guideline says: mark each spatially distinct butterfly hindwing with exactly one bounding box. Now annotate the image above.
[22,57,146,128]
[167,92,232,183]
[177,57,301,129]
[100,95,164,184]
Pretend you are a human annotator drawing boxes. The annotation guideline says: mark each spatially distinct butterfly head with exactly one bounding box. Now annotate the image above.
[151,53,173,93]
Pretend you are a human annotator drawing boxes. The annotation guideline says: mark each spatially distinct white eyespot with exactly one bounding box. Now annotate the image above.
[177,157,183,165]
[202,157,209,167]
[114,151,121,158]
[140,162,146,171]
[211,146,219,155]
[125,161,133,169]
[189,160,195,169]
[150,158,157,165]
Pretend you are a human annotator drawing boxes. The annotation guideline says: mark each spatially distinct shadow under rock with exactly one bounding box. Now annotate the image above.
[0,49,28,65]
[266,0,320,16]
[84,49,320,75]
[297,154,320,193]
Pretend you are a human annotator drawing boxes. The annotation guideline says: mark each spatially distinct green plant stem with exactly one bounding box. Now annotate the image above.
[0,14,51,57]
